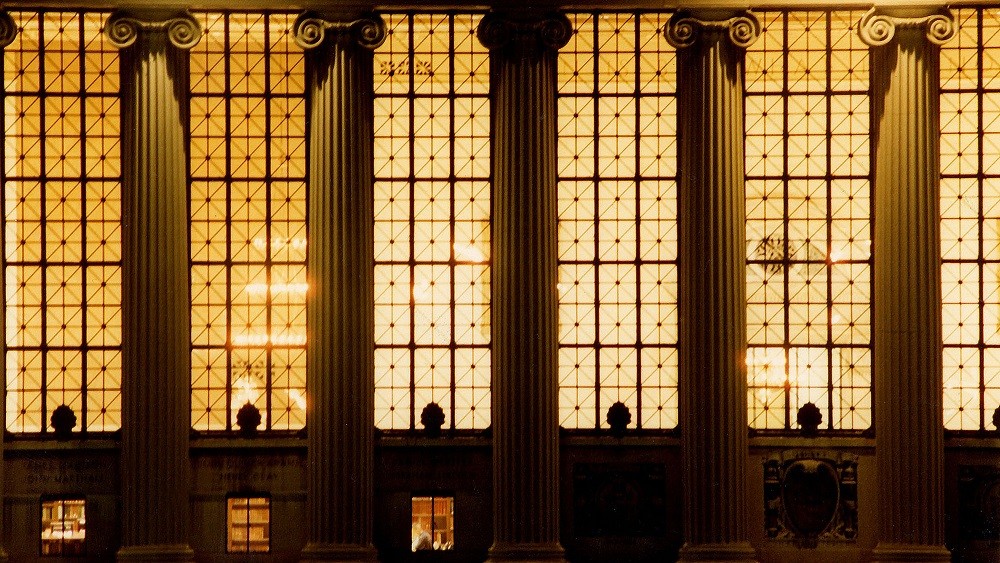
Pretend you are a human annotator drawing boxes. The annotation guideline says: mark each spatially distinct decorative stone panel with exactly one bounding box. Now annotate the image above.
[763,451,859,548]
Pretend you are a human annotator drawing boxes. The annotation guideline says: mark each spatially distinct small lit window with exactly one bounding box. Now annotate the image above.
[227,495,270,553]
[411,496,454,551]
[41,497,86,556]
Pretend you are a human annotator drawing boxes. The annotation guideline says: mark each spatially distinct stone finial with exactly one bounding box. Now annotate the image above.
[476,12,572,58]
[859,7,956,47]
[0,11,19,49]
[292,12,386,51]
[50,404,78,440]
[664,11,761,49]
[105,11,202,49]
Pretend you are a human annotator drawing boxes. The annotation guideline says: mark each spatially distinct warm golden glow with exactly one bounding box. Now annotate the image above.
[411,496,454,551]
[227,496,270,553]
[3,12,122,433]
[940,8,1000,431]
[189,13,307,432]
[14,9,978,436]
[557,13,678,430]
[373,14,491,430]
[41,498,86,555]
[745,11,872,431]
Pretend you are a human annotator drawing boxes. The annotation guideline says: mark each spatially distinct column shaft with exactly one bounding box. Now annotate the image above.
[862,9,954,561]
[666,13,759,562]
[294,14,384,563]
[109,12,201,561]
[477,12,570,562]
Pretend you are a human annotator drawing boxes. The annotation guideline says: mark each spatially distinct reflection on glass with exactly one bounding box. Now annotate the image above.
[227,496,270,553]
[745,10,872,431]
[411,496,454,551]
[41,498,86,555]
[188,12,307,432]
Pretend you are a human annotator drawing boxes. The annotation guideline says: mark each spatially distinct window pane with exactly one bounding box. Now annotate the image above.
[41,498,86,556]
[557,13,678,429]
[411,496,454,551]
[189,12,307,431]
[745,11,872,431]
[374,14,491,430]
[4,12,121,433]
[227,495,270,553]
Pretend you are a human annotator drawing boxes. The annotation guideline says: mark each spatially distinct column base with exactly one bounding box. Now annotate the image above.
[299,543,378,563]
[486,542,566,562]
[117,544,195,562]
[677,542,758,563]
[870,543,952,562]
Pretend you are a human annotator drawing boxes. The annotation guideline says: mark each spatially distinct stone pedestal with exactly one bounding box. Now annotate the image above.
[860,8,955,562]
[476,12,571,563]
[106,11,201,562]
[293,13,385,563]
[664,12,760,563]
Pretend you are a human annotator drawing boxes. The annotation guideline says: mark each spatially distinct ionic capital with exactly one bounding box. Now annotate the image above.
[105,11,202,50]
[476,12,572,59]
[665,11,761,50]
[859,7,956,47]
[0,11,18,49]
[293,12,386,51]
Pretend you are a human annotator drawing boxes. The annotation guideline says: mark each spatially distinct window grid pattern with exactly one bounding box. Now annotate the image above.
[227,495,270,553]
[557,13,678,430]
[744,11,872,431]
[940,8,1000,431]
[3,12,121,433]
[374,14,491,430]
[411,496,454,551]
[40,497,86,556]
[189,12,307,432]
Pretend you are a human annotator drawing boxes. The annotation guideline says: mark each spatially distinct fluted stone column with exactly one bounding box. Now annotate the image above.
[476,12,571,562]
[664,12,760,563]
[860,9,955,562]
[293,13,385,563]
[106,11,201,562]
[0,12,21,562]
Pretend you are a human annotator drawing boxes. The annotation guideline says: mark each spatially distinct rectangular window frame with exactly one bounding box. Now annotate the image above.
[226,492,271,554]
[556,11,680,432]
[410,494,455,552]
[40,495,86,557]
[744,9,874,434]
[374,11,492,432]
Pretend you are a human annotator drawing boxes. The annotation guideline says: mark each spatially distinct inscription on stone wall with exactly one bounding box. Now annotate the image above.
[195,454,303,491]
[9,457,117,493]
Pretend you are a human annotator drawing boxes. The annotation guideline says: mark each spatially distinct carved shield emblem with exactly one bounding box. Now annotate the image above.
[781,459,840,537]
